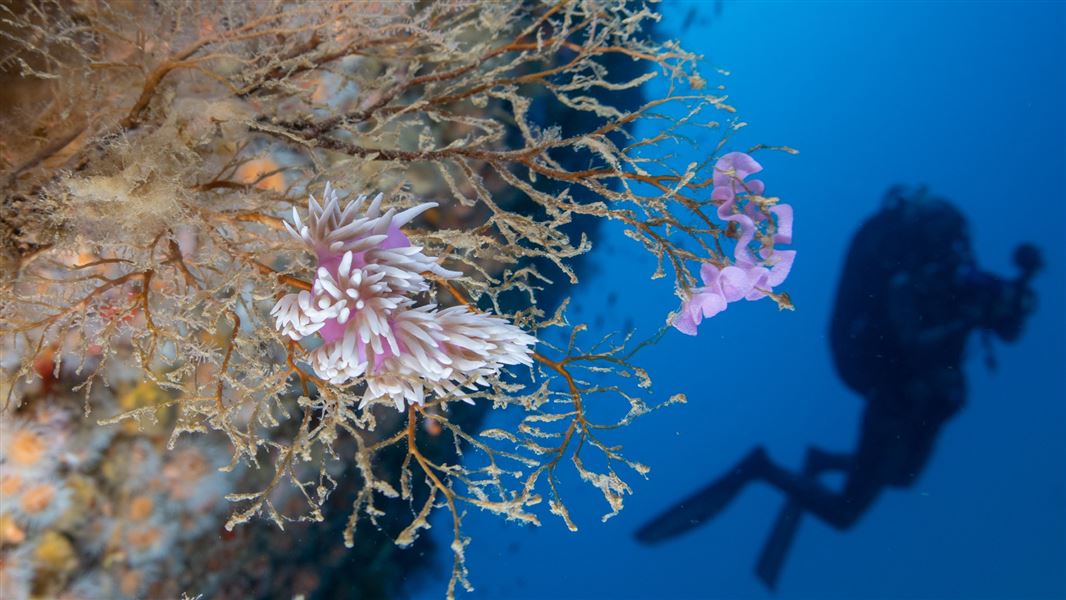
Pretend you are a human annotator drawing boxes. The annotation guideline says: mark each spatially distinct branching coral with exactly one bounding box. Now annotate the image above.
[0,1,795,596]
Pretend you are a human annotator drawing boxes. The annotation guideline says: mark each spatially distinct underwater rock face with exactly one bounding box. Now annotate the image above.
[0,371,238,600]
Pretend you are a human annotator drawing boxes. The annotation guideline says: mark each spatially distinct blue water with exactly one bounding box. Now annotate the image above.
[422,2,1066,598]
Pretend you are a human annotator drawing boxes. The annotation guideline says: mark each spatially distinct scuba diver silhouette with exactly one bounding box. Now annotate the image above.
[635,186,1043,589]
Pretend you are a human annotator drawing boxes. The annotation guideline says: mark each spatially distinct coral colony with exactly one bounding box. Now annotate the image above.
[673,152,796,335]
[271,184,537,410]
[0,2,799,596]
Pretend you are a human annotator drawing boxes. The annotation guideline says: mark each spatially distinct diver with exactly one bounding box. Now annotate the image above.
[634,186,1043,589]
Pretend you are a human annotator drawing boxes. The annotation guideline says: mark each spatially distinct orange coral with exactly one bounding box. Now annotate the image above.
[128,495,154,521]
[0,475,23,496]
[119,568,143,597]
[0,514,25,545]
[234,158,286,192]
[19,483,55,514]
[9,430,46,466]
[126,525,163,550]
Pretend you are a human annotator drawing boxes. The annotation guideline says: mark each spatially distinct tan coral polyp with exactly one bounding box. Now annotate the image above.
[0,474,24,496]
[129,495,154,521]
[9,431,46,465]
[19,484,55,514]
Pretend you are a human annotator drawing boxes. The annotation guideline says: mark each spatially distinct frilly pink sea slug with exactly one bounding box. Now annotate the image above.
[673,152,796,335]
[271,183,536,410]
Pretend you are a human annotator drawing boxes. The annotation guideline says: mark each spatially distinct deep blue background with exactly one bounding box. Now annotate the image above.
[421,2,1066,598]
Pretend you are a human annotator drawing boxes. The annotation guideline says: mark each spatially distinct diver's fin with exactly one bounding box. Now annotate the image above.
[755,499,804,589]
[634,471,747,544]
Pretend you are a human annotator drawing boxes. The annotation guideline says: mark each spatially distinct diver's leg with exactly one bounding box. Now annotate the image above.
[749,449,881,531]
[805,446,852,475]
[755,446,854,588]
[886,371,963,488]
[635,447,766,544]
[637,445,871,544]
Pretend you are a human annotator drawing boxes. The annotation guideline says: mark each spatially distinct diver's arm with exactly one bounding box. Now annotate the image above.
[957,265,1037,342]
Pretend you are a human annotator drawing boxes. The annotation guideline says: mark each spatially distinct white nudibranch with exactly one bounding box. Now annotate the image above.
[271,183,536,410]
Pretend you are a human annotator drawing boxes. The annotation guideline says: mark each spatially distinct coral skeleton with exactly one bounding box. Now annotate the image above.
[272,184,536,409]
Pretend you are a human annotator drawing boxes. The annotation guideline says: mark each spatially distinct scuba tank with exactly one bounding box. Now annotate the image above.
[829,187,971,395]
